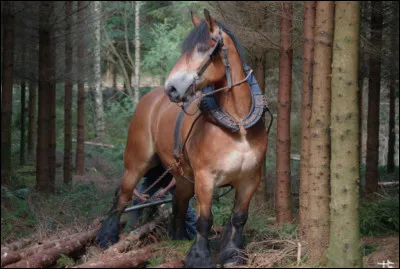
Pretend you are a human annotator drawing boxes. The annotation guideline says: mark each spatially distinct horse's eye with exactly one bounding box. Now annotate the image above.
[197,43,210,53]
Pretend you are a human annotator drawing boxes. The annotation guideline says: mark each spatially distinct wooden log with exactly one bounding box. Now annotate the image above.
[152,260,184,268]
[1,220,101,268]
[4,229,97,268]
[72,139,114,149]
[1,238,35,254]
[378,181,399,187]
[104,208,170,255]
[74,246,153,268]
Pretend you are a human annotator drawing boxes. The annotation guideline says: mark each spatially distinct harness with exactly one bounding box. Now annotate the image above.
[173,26,273,167]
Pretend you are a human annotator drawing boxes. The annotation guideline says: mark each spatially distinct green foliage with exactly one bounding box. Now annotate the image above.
[141,18,189,77]
[361,243,378,256]
[148,253,166,267]
[57,254,75,268]
[359,194,399,236]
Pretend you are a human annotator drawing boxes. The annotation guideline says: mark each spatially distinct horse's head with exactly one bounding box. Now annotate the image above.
[164,9,239,103]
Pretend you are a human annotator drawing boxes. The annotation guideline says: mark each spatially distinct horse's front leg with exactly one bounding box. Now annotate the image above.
[219,168,262,267]
[185,171,215,268]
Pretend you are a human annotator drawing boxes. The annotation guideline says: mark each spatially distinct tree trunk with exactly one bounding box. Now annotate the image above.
[1,1,15,186]
[387,2,398,174]
[48,20,56,192]
[112,63,117,89]
[307,1,334,264]
[299,0,315,241]
[254,55,266,91]
[275,1,293,224]
[327,2,362,267]
[93,1,105,141]
[76,0,85,175]
[28,81,36,157]
[365,1,383,196]
[63,1,73,184]
[36,1,52,192]
[134,1,141,105]
[64,1,73,184]
[20,79,26,165]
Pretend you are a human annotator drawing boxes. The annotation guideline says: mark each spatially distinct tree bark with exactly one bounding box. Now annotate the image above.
[64,1,73,184]
[387,1,398,174]
[112,62,117,89]
[93,1,105,141]
[299,0,315,241]
[48,19,56,192]
[327,2,362,267]
[1,1,15,186]
[307,1,334,264]
[20,79,26,165]
[28,81,36,157]
[365,1,383,196]
[4,229,97,268]
[134,1,141,105]
[275,1,293,224]
[76,0,85,175]
[36,1,52,192]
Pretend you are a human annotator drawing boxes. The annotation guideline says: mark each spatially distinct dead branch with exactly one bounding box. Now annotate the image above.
[74,246,153,268]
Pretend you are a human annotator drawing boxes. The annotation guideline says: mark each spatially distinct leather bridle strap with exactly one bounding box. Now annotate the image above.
[195,27,233,89]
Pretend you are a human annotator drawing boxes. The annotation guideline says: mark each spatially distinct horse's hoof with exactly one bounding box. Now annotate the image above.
[184,244,215,268]
[95,212,121,249]
[219,242,247,268]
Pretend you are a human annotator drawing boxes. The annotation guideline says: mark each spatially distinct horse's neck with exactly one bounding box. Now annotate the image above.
[215,54,252,121]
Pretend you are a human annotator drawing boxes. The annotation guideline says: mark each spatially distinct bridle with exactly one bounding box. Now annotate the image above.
[179,25,253,115]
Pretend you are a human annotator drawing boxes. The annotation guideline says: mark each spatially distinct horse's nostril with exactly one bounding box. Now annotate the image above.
[169,86,177,93]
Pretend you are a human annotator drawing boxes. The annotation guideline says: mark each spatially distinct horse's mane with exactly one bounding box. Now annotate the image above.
[181,20,246,62]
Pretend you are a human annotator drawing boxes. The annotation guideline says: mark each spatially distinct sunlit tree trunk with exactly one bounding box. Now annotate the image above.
[134,1,141,104]
[1,1,15,186]
[299,0,315,241]
[76,0,85,175]
[64,1,73,184]
[307,1,334,264]
[93,1,105,141]
[328,2,362,267]
[387,1,398,174]
[275,1,293,224]
[365,1,383,196]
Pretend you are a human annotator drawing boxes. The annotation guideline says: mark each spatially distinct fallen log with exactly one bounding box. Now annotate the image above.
[104,208,170,255]
[1,237,36,254]
[1,221,101,268]
[4,228,97,268]
[74,246,153,268]
[378,181,399,187]
[72,139,114,149]
[152,260,184,268]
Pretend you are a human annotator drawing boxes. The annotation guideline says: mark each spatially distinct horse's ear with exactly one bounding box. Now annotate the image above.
[191,11,201,27]
[204,9,216,32]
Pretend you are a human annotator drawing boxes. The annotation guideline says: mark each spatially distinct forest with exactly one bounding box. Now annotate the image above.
[1,1,399,268]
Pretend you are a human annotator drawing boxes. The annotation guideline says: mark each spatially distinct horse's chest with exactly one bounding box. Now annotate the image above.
[214,140,261,183]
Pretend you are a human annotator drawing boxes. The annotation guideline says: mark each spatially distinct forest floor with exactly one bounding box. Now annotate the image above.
[1,150,399,268]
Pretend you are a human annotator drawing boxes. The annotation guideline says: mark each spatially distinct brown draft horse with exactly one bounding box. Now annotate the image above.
[96,10,269,268]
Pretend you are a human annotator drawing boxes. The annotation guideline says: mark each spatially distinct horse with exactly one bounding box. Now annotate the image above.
[95,9,270,268]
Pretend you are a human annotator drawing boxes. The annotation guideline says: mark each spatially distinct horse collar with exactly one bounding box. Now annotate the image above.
[199,64,268,132]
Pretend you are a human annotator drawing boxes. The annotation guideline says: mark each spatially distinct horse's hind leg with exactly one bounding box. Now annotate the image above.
[96,134,156,248]
[219,169,262,267]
